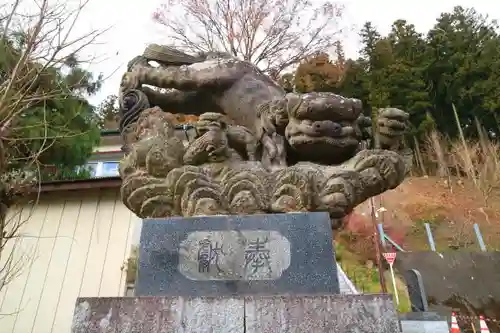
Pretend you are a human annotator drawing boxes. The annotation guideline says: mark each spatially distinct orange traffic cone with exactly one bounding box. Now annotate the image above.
[450,312,461,333]
[479,315,490,332]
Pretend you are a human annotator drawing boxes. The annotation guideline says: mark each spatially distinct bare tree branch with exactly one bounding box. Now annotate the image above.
[152,0,347,75]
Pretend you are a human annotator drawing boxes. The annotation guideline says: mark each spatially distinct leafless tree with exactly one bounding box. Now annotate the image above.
[0,0,106,296]
[153,0,347,75]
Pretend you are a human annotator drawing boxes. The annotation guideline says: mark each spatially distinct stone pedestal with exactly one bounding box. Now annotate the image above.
[71,213,402,332]
[72,294,401,333]
[136,212,339,296]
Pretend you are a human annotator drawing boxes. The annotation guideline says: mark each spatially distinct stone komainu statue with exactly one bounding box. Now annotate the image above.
[118,44,412,229]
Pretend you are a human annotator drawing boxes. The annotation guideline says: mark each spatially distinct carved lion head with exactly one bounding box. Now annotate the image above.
[278,92,366,164]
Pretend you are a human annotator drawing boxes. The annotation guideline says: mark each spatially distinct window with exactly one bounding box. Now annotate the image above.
[85,162,99,177]
[81,161,120,178]
[101,161,120,177]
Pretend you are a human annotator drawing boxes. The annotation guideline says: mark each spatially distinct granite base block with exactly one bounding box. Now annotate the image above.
[137,212,339,297]
[72,294,400,333]
[400,320,449,333]
[399,312,449,333]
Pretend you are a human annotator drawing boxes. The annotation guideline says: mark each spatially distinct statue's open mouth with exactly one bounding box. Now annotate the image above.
[287,134,359,147]
[285,121,360,150]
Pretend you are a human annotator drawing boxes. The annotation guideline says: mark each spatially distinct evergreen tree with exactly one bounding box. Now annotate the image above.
[96,94,119,129]
[289,6,500,140]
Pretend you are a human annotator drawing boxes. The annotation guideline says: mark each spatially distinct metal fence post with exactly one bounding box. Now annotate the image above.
[473,223,487,252]
[377,223,387,247]
[424,223,436,252]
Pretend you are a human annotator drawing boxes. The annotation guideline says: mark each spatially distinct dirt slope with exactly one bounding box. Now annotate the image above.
[342,176,500,254]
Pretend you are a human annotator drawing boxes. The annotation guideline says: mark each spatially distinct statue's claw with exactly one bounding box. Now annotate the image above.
[320,171,356,217]
[315,149,407,227]
[352,149,406,192]
[261,133,287,170]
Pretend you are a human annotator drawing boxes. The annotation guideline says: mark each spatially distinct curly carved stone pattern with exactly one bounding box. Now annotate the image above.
[119,109,407,228]
[220,165,270,215]
[118,89,157,151]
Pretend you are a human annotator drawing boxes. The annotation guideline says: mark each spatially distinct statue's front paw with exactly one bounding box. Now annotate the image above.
[352,149,406,192]
[319,171,359,222]
[377,108,409,148]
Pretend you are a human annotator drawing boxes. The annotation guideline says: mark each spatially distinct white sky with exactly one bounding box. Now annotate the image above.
[71,0,500,105]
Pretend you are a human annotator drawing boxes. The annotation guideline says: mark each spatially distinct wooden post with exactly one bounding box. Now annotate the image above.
[370,197,387,293]
[367,126,387,294]
[471,320,477,333]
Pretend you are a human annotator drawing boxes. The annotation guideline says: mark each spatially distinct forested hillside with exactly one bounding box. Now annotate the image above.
[288,6,500,142]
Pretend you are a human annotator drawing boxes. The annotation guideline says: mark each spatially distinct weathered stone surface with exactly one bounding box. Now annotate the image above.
[119,107,408,229]
[400,312,446,321]
[72,296,244,333]
[117,45,412,227]
[119,45,410,167]
[136,212,340,296]
[72,294,400,333]
[244,294,400,333]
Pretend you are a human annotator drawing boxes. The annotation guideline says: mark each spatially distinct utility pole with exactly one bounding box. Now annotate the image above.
[370,197,387,293]
[366,123,387,293]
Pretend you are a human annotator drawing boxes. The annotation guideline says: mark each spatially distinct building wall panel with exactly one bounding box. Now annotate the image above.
[0,188,137,333]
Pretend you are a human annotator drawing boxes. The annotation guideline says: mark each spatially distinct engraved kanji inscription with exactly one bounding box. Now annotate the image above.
[245,237,272,278]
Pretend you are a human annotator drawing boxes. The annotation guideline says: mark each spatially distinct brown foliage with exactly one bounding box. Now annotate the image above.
[293,42,346,92]
[152,0,346,74]
[415,115,500,204]
[342,212,406,264]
